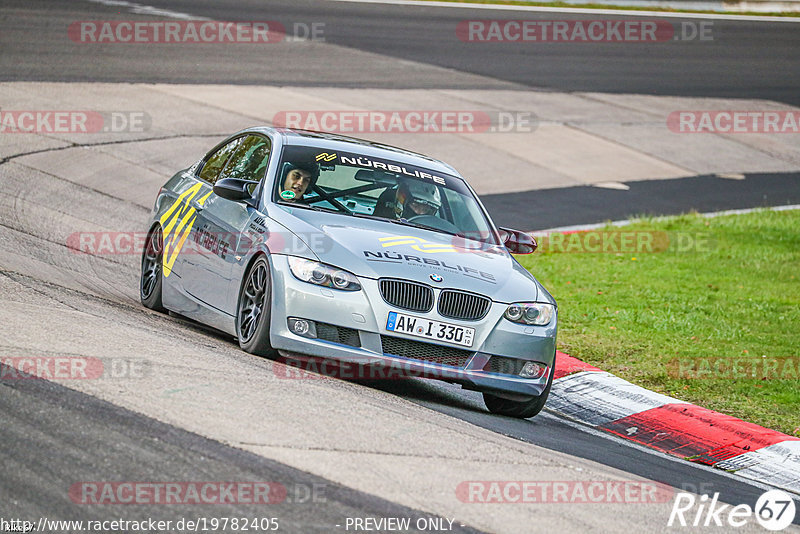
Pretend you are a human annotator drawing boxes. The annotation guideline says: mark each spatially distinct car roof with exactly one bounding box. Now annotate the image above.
[241,126,462,178]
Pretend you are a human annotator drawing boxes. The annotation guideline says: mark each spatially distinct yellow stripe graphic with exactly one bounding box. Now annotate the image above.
[164,208,197,275]
[381,240,418,247]
[379,236,419,242]
[379,234,456,253]
[160,183,203,227]
[159,182,206,278]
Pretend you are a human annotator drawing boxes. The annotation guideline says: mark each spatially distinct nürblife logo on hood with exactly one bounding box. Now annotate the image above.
[363,249,496,283]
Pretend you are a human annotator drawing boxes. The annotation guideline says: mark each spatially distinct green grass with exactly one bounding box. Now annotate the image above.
[517,209,800,435]
[419,0,800,17]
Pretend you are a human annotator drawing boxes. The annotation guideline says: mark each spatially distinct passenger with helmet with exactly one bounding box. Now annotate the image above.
[373,178,442,219]
[279,162,318,202]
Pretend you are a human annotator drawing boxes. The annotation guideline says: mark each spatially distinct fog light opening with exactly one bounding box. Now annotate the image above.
[288,318,316,338]
[519,361,546,379]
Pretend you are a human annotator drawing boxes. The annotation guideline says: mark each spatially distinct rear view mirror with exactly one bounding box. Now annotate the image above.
[499,227,537,254]
[354,169,397,187]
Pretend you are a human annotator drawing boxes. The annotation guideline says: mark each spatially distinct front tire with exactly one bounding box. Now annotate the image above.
[237,256,276,357]
[140,225,166,312]
[483,354,556,419]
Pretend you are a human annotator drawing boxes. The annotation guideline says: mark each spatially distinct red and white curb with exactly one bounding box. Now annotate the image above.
[550,351,800,494]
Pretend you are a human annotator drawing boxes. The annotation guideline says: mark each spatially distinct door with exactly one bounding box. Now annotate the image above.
[183,134,272,313]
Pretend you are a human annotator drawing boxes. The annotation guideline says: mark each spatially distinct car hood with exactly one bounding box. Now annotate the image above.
[268,206,544,303]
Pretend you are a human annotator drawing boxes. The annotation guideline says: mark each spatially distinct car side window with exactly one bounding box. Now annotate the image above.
[198,138,241,185]
[219,135,272,184]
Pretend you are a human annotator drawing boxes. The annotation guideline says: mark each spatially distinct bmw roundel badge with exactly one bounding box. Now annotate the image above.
[430,274,443,283]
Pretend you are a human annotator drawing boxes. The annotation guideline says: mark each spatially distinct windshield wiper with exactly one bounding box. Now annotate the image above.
[394,218,434,231]
[307,205,341,213]
[391,218,496,246]
[282,202,343,214]
[348,212,428,230]
[298,208,494,245]
[348,212,394,222]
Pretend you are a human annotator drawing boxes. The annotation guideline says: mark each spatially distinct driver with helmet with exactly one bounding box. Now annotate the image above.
[279,162,318,202]
[374,179,442,219]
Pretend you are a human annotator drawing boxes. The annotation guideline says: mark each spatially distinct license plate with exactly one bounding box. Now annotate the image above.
[386,311,475,348]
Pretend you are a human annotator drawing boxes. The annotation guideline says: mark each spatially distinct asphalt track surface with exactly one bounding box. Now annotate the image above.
[1,369,484,534]
[2,0,799,531]
[2,0,799,105]
[482,171,800,229]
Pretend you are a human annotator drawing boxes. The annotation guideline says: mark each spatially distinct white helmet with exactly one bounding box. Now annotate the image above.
[396,180,442,218]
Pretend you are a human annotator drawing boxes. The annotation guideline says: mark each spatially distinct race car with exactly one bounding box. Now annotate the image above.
[140,127,557,418]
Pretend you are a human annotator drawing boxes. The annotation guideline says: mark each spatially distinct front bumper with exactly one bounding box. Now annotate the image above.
[268,255,557,397]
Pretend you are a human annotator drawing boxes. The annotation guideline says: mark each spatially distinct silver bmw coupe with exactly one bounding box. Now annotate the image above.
[140,127,557,418]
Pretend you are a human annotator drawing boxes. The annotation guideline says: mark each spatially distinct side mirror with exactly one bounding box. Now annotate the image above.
[213,178,259,205]
[499,227,537,254]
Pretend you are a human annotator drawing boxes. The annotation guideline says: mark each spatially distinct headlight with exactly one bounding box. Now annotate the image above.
[287,257,361,291]
[504,303,554,326]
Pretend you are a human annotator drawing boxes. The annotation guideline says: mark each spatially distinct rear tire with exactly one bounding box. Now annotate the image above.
[140,225,166,312]
[483,354,556,419]
[237,256,276,357]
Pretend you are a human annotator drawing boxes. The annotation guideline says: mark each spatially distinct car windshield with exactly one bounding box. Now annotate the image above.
[274,145,500,245]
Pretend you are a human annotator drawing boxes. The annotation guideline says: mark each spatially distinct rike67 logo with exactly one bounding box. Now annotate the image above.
[668,490,797,531]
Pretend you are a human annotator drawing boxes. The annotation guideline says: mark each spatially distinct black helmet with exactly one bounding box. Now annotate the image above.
[282,161,319,195]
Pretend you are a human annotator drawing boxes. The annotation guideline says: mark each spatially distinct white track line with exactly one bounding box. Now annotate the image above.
[535,204,800,233]
[85,0,209,20]
[329,0,800,22]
